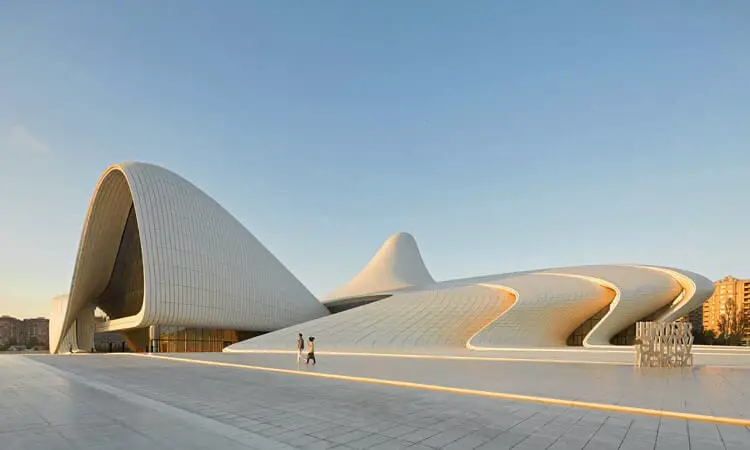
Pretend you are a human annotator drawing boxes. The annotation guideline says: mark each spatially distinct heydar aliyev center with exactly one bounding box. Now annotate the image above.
[51,162,715,354]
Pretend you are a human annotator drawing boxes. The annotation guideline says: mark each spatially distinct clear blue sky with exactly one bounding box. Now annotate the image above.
[1,2,749,318]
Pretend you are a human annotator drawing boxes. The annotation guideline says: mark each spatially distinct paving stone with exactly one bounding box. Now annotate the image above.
[328,430,373,445]
[380,425,419,438]
[441,433,494,450]
[368,439,413,450]
[476,429,530,449]
[312,426,358,439]
[301,442,337,450]
[419,428,473,447]
[403,445,436,450]
[346,433,392,449]
[549,435,592,449]
[513,435,558,449]
[399,427,442,443]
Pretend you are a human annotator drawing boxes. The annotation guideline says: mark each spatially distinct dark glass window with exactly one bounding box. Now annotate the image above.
[96,204,145,319]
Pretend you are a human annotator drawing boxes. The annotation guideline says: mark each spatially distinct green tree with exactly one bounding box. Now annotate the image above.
[716,297,745,346]
[728,310,746,346]
[718,314,728,344]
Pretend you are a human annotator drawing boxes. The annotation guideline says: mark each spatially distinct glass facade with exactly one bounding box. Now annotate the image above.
[150,326,260,352]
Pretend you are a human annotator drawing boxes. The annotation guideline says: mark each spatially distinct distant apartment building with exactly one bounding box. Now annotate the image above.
[0,316,22,346]
[21,317,50,348]
[0,316,50,349]
[702,275,750,339]
[680,307,703,334]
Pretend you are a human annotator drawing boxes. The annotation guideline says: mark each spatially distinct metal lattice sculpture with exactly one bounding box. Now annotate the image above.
[634,321,693,368]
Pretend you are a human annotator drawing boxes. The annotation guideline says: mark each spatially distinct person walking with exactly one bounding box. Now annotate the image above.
[305,337,316,365]
[296,333,305,362]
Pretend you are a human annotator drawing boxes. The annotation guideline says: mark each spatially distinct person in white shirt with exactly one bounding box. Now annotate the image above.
[296,333,305,362]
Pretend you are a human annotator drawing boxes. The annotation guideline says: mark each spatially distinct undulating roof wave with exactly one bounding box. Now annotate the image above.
[227,233,714,353]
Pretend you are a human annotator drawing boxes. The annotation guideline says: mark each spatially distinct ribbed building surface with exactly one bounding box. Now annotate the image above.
[50,162,329,354]
[239,285,514,353]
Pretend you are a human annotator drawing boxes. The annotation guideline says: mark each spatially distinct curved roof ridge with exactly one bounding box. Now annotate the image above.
[324,232,434,302]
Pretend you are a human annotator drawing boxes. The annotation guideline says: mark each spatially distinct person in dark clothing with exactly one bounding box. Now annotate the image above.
[305,337,316,365]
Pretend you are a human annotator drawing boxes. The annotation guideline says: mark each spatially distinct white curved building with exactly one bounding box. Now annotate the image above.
[227,233,715,353]
[50,162,329,354]
[52,162,715,354]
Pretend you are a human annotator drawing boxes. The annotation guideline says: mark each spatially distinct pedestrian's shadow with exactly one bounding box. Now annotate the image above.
[295,360,317,371]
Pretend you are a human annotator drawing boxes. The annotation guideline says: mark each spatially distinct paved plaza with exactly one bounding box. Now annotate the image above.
[1,352,749,449]
[166,350,750,419]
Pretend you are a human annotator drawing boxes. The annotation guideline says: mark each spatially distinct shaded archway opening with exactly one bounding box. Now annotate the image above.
[95,204,144,320]
[567,303,610,346]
